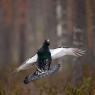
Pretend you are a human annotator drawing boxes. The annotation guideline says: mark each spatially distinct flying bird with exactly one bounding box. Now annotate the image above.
[16,47,85,72]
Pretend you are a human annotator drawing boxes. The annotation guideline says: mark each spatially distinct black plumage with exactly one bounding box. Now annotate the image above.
[37,40,52,70]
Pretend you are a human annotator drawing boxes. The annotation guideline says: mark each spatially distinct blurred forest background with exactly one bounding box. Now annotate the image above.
[0,0,95,95]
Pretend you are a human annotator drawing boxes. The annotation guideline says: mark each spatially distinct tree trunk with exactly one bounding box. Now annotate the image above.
[1,0,13,65]
[85,0,95,76]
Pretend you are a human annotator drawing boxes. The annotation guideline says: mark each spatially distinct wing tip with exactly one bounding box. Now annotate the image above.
[73,48,86,57]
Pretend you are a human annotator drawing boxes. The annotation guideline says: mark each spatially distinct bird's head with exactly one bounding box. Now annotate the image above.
[43,39,50,47]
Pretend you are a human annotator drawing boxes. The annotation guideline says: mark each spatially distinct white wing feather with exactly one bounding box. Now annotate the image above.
[16,48,85,72]
[16,54,37,72]
[51,48,85,59]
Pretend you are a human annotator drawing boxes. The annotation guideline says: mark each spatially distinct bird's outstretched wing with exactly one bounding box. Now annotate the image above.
[16,54,37,72]
[50,48,86,60]
[16,48,85,72]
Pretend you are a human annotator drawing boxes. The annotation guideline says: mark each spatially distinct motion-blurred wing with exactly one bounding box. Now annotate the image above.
[16,54,37,72]
[50,48,85,60]
[16,48,85,72]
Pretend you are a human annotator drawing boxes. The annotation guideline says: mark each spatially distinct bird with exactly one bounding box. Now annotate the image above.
[16,46,86,72]
[36,40,52,71]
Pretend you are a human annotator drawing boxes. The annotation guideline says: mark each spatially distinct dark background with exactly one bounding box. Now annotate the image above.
[0,0,95,95]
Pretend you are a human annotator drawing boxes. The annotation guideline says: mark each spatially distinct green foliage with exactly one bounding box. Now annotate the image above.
[65,77,94,95]
[0,88,5,95]
[0,64,95,95]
